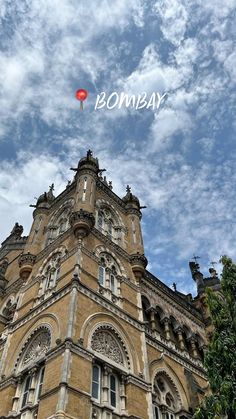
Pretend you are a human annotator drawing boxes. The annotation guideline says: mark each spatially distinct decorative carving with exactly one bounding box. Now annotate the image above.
[130,253,148,268]
[0,260,8,290]
[19,253,36,267]
[18,252,36,280]
[91,330,124,365]
[69,209,95,238]
[22,331,50,366]
[130,252,148,279]
[10,223,23,237]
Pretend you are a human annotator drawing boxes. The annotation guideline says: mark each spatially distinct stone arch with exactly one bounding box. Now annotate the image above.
[95,198,125,229]
[90,324,130,369]
[48,198,75,227]
[94,245,126,277]
[14,324,51,372]
[150,358,189,410]
[80,313,139,373]
[39,246,67,275]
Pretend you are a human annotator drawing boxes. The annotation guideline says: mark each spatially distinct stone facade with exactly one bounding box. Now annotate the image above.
[0,151,217,419]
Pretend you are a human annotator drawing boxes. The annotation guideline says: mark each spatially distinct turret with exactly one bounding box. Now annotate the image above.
[122,186,147,279]
[69,150,98,240]
[19,185,55,279]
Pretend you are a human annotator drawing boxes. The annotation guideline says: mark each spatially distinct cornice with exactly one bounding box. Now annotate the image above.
[35,228,73,263]
[142,273,204,327]
[5,278,24,295]
[96,179,127,212]
[48,181,76,209]
[91,228,130,262]
[8,285,71,333]
[146,336,207,379]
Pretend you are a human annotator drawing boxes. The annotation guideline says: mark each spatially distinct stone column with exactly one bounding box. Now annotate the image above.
[120,375,127,413]
[28,367,37,405]
[149,308,156,332]
[189,337,198,358]
[176,327,185,350]
[163,318,170,340]
[102,366,110,406]
[11,377,22,413]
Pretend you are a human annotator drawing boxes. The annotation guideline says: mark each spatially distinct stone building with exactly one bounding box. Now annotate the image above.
[0,151,220,419]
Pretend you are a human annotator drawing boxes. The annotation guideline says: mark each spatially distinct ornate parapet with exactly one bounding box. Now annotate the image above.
[69,209,95,239]
[130,252,148,279]
[18,253,36,280]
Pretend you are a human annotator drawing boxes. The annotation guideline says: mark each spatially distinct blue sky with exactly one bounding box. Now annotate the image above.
[0,0,236,295]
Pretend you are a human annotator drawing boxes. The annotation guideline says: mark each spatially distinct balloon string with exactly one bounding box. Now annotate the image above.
[80,101,83,111]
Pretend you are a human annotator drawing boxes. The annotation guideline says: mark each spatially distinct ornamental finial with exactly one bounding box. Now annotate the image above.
[126,185,131,193]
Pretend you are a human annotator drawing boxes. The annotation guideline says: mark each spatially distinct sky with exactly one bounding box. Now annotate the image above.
[0,0,236,295]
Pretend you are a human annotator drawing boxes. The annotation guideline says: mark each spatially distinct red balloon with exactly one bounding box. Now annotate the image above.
[75,89,88,102]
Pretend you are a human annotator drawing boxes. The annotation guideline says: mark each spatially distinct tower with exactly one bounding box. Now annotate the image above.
[0,151,209,419]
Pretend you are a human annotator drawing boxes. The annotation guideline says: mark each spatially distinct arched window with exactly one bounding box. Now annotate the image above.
[90,326,129,415]
[109,373,118,407]
[12,328,50,415]
[92,364,101,401]
[97,253,121,296]
[82,176,87,201]
[152,373,180,419]
[46,200,74,246]
[19,366,45,410]
[42,252,61,292]
[141,296,150,324]
[96,206,121,244]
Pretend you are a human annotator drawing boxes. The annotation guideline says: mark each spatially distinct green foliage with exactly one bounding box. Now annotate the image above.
[194,256,236,419]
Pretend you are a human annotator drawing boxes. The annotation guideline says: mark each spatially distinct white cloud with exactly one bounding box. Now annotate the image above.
[154,0,188,46]
[0,152,67,241]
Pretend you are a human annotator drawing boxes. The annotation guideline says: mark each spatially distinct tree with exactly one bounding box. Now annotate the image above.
[194,256,236,419]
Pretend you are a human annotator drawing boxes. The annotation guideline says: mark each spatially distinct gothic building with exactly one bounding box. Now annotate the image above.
[0,151,220,419]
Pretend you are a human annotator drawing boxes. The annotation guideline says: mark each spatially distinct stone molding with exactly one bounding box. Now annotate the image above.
[141,275,204,327]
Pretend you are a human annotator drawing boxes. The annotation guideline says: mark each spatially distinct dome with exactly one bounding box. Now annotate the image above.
[122,185,140,207]
[36,185,55,207]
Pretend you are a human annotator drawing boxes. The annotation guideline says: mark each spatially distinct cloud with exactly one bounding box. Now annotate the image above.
[0,152,67,241]
[154,0,188,46]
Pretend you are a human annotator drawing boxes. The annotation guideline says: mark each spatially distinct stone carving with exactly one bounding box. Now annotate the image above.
[69,209,95,238]
[18,253,36,268]
[130,253,148,268]
[10,222,23,237]
[0,260,8,291]
[91,330,124,365]
[22,331,50,366]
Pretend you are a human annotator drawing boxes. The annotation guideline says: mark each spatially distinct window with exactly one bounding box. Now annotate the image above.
[110,273,115,293]
[36,366,45,401]
[107,220,113,239]
[97,253,120,296]
[98,211,104,231]
[82,177,87,201]
[109,374,117,408]
[98,266,105,286]
[153,405,160,419]
[21,375,31,408]
[45,265,60,290]
[152,373,179,419]
[91,366,121,411]
[43,253,61,292]
[92,365,100,401]
[96,208,118,243]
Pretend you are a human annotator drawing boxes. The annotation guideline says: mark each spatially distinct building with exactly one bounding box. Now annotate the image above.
[0,151,220,419]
